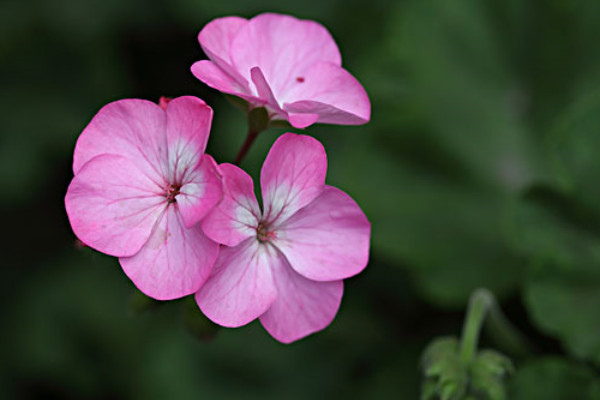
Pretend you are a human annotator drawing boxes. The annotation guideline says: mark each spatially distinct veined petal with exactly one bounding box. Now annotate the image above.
[275,186,371,281]
[177,154,223,229]
[282,62,370,126]
[65,154,166,257]
[261,133,326,225]
[259,257,343,344]
[195,239,278,328]
[166,96,212,177]
[119,205,219,300]
[73,99,168,183]
[230,13,341,100]
[202,163,260,246]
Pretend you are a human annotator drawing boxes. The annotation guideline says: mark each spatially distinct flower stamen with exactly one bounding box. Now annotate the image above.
[256,221,275,243]
[166,183,181,203]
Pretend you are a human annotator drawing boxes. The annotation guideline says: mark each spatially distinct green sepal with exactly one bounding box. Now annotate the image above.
[247,107,270,135]
[223,93,249,113]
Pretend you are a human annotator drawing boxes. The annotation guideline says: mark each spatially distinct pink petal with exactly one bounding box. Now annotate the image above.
[198,16,247,66]
[230,13,341,100]
[72,99,168,182]
[195,239,278,327]
[275,186,371,281]
[176,154,223,229]
[202,163,260,247]
[287,112,319,129]
[119,205,219,300]
[283,62,371,126]
[165,96,212,171]
[191,60,254,101]
[163,97,222,228]
[65,154,166,257]
[250,66,282,113]
[261,133,326,225]
[259,259,343,344]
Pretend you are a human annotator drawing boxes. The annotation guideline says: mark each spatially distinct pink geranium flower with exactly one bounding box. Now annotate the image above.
[65,96,223,300]
[197,133,371,343]
[191,13,371,129]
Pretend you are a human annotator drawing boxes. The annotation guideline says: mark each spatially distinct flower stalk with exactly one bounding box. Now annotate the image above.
[234,107,270,165]
[459,288,494,365]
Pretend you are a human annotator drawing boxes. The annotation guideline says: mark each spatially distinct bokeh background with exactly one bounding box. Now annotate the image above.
[2,0,600,398]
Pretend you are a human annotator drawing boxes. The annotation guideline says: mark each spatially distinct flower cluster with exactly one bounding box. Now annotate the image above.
[65,13,371,343]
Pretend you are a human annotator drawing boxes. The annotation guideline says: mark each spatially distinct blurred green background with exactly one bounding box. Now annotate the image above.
[2,0,600,398]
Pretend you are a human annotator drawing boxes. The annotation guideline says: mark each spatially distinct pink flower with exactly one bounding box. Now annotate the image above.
[65,96,223,300]
[191,13,371,129]
[196,133,371,343]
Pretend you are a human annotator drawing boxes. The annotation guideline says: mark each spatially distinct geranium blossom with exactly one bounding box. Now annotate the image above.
[191,13,371,129]
[65,96,222,300]
[196,133,371,343]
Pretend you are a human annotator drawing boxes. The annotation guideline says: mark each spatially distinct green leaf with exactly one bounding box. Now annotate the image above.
[507,186,600,364]
[327,134,521,307]
[509,358,600,400]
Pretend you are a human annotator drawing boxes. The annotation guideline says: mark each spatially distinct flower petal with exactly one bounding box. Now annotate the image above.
[250,66,282,113]
[65,154,166,257]
[195,239,278,327]
[198,16,247,66]
[166,96,212,175]
[191,60,254,100]
[275,186,371,281]
[202,163,260,246]
[119,205,219,300]
[283,62,370,126]
[72,99,168,183]
[261,133,326,224]
[287,112,319,129]
[197,16,251,88]
[176,154,223,229]
[259,258,343,344]
[230,13,341,100]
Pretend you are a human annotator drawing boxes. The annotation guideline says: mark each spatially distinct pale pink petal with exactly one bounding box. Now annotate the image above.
[198,16,247,66]
[191,60,254,100]
[165,96,212,169]
[176,154,223,229]
[261,133,326,224]
[65,154,166,257]
[163,97,222,227]
[195,239,278,327]
[230,13,341,100]
[72,99,168,182]
[197,16,251,88]
[250,67,283,113]
[282,62,370,125]
[119,205,219,300]
[287,112,319,129]
[275,186,371,281]
[259,258,343,344]
[202,163,260,246]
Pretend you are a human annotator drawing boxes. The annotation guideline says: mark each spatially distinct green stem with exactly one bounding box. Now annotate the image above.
[459,288,494,365]
[485,297,535,359]
[233,129,259,165]
[233,107,270,165]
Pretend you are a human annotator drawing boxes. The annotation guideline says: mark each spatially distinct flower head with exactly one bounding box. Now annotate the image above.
[197,133,371,343]
[191,13,371,129]
[65,96,223,300]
